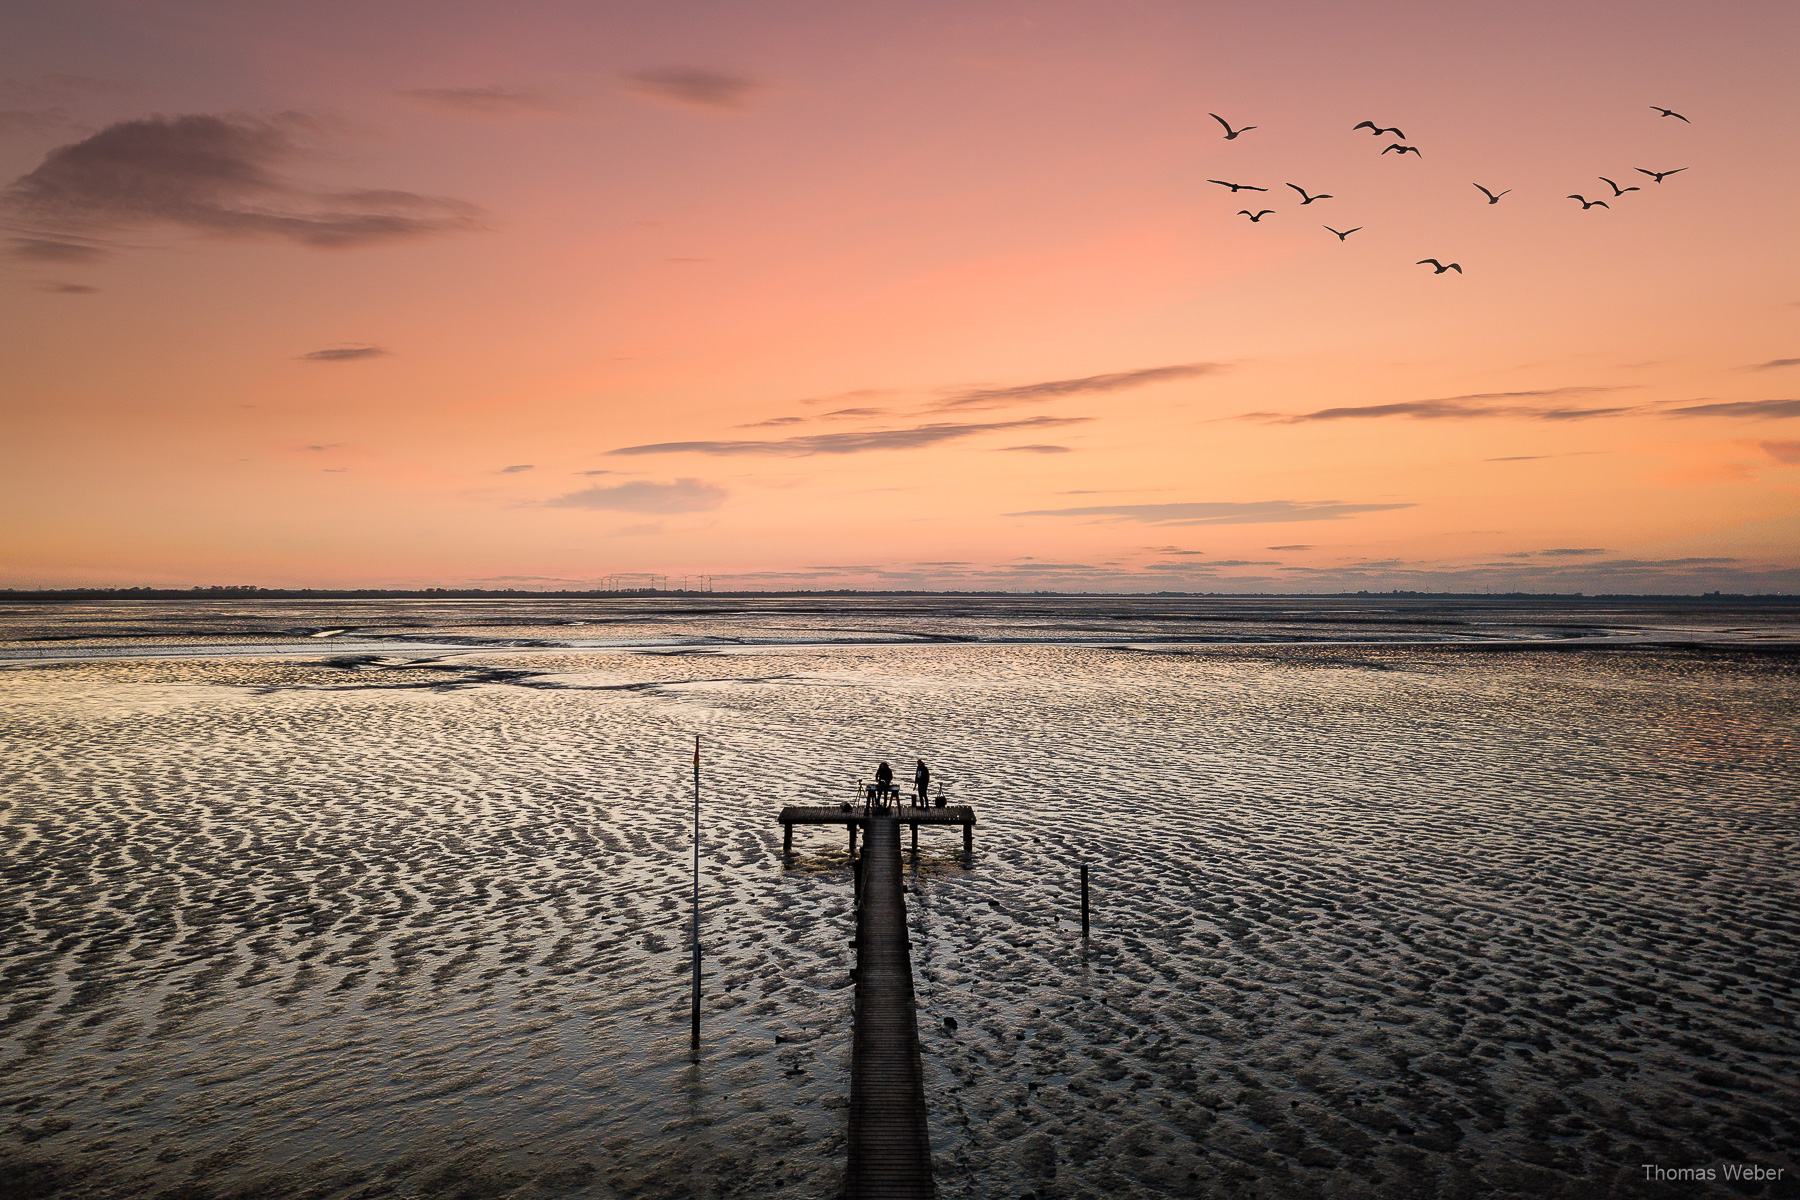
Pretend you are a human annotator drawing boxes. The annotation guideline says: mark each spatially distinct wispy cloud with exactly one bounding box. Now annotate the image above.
[610,416,1087,457]
[497,464,534,474]
[1665,398,1800,419]
[6,235,105,262]
[997,444,1071,453]
[1267,545,1312,551]
[1744,358,1800,371]
[545,478,726,513]
[35,280,95,293]
[940,363,1223,411]
[1538,547,1605,557]
[736,416,805,428]
[1008,499,1415,525]
[299,344,385,362]
[397,87,557,117]
[1237,387,1637,424]
[1761,440,1800,464]
[3,114,481,252]
[622,69,764,111]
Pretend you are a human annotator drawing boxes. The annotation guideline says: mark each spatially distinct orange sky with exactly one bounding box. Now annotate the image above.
[3,0,1797,592]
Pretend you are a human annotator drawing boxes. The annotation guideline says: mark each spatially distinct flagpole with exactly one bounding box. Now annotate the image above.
[690,734,701,1060]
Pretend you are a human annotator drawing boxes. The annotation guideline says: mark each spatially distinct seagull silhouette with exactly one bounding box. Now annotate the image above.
[1567,195,1610,209]
[1287,184,1333,204]
[1324,226,1362,241]
[1473,183,1510,204]
[1353,121,1406,138]
[1238,209,1274,222]
[1635,167,1687,182]
[1417,259,1462,274]
[1598,176,1640,197]
[1210,114,1256,139]
[1650,106,1690,123]
[1382,144,1422,157]
[1207,179,1268,193]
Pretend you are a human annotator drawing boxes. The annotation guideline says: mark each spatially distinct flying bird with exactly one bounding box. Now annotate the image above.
[1324,226,1362,241]
[1598,176,1640,196]
[1650,106,1690,123]
[1207,179,1268,193]
[1473,183,1510,204]
[1382,144,1422,157]
[1238,209,1274,222]
[1567,195,1609,209]
[1353,121,1406,138]
[1416,259,1462,274]
[1287,184,1333,204]
[1635,167,1687,182]
[1210,113,1256,139]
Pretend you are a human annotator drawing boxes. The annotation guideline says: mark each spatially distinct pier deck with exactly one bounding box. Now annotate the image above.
[845,815,934,1199]
[778,804,976,855]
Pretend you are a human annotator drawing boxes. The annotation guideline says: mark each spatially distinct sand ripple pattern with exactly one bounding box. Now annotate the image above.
[2,639,1797,1199]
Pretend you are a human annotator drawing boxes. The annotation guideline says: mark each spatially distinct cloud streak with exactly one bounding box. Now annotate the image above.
[1237,387,1637,424]
[397,87,557,116]
[1008,500,1416,525]
[1665,398,1800,419]
[2,114,481,251]
[622,69,764,111]
[610,416,1087,457]
[298,345,386,362]
[1745,358,1800,371]
[940,363,1224,411]
[545,478,727,513]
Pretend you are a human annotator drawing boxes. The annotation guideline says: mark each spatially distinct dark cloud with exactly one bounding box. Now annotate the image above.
[299,345,386,362]
[1238,387,1637,424]
[997,444,1072,453]
[1146,546,1207,556]
[941,363,1224,411]
[304,443,343,451]
[609,416,1087,457]
[623,69,764,111]
[1539,548,1606,557]
[545,477,726,513]
[821,407,891,419]
[1009,499,1415,526]
[3,114,481,249]
[1761,440,1800,464]
[1267,545,1312,551]
[1745,358,1800,371]
[35,280,96,293]
[1485,455,1549,462]
[1665,398,1800,419]
[574,469,616,476]
[6,235,105,261]
[737,416,805,428]
[398,88,556,116]
[497,464,534,474]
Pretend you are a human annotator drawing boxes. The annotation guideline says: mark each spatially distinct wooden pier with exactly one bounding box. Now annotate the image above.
[779,803,977,857]
[778,800,974,1198]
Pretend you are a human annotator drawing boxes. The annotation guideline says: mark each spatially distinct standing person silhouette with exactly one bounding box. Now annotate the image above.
[913,759,930,807]
[874,761,895,807]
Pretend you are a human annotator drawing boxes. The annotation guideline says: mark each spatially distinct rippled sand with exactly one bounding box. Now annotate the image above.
[3,624,1797,1197]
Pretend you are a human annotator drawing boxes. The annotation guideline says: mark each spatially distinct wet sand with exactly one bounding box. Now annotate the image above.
[2,620,1796,1197]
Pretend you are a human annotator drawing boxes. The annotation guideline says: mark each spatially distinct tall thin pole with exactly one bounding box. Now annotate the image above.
[1080,863,1090,938]
[690,734,701,1059]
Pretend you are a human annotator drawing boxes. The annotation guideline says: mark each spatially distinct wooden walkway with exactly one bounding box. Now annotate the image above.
[844,815,934,1200]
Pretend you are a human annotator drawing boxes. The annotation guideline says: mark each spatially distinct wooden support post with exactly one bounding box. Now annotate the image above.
[783,822,792,856]
[849,823,857,856]
[911,822,918,856]
[963,822,972,855]
[1080,863,1089,938]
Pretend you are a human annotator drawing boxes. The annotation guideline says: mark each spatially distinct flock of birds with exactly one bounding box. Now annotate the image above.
[1205,107,1692,275]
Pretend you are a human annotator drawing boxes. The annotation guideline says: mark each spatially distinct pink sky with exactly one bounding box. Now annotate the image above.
[3,0,1797,592]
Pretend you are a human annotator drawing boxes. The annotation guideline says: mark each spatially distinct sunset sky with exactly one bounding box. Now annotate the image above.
[4,0,1797,593]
